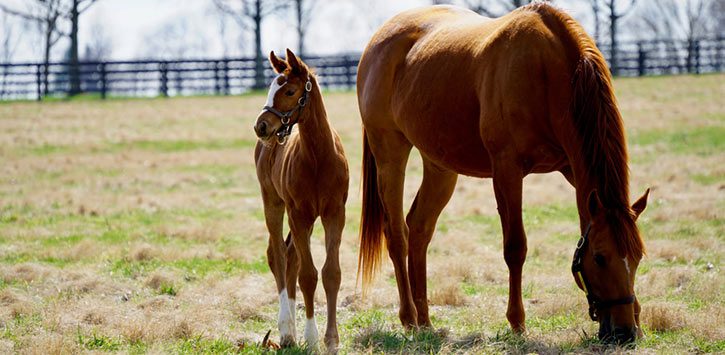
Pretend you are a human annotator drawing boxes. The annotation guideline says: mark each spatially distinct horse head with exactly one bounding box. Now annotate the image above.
[254,49,313,144]
[573,188,649,344]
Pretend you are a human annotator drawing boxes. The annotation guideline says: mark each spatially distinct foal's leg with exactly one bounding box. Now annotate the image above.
[490,155,527,333]
[406,159,457,327]
[287,210,318,347]
[321,202,345,351]
[366,128,416,328]
[285,233,299,340]
[261,190,296,346]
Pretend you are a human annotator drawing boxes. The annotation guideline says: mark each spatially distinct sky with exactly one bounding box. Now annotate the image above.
[2,0,594,62]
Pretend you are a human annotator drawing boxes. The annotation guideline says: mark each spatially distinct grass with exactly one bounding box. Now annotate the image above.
[0,74,723,353]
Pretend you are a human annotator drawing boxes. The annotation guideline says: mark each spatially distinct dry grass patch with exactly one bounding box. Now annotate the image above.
[642,302,686,332]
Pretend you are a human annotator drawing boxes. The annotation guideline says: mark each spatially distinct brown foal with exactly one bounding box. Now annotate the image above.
[254,49,349,350]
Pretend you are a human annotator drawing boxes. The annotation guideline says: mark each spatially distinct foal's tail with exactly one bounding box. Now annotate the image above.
[357,129,385,294]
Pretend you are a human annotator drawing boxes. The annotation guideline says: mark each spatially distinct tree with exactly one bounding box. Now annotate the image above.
[82,21,112,61]
[583,1,638,75]
[635,0,715,72]
[1,11,22,98]
[0,0,100,96]
[213,0,288,89]
[292,0,317,58]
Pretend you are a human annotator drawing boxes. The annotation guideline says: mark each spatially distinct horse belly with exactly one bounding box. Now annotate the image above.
[396,105,493,178]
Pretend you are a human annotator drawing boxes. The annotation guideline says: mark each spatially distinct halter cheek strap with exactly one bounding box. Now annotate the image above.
[572,222,636,321]
[262,79,312,145]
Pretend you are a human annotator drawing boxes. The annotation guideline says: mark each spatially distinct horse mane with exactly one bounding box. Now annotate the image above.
[524,3,645,258]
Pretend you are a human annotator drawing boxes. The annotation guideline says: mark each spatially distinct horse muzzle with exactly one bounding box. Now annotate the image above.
[598,314,638,344]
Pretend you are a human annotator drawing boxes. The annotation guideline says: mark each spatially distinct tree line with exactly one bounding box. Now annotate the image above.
[1,0,723,96]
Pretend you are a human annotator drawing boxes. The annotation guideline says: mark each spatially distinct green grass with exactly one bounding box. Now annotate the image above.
[1,74,723,353]
[632,125,725,156]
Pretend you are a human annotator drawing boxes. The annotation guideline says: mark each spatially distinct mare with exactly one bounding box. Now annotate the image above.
[356,3,649,343]
[254,49,349,350]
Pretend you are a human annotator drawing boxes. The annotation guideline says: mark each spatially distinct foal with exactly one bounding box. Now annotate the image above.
[253,49,349,350]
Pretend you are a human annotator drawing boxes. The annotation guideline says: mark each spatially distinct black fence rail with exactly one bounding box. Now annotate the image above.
[0,38,722,101]
[599,38,724,76]
[0,55,360,101]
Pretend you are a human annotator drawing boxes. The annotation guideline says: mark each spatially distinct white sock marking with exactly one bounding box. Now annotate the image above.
[304,316,319,347]
[278,289,295,342]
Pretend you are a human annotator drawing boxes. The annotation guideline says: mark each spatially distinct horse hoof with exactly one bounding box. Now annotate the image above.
[324,333,339,354]
[280,335,296,348]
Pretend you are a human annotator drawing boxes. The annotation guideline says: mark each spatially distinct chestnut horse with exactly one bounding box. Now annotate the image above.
[357,4,649,343]
[254,49,349,350]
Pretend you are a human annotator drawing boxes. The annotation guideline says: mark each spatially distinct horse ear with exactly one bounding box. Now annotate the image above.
[269,51,287,73]
[587,189,602,218]
[632,188,650,220]
[285,48,305,74]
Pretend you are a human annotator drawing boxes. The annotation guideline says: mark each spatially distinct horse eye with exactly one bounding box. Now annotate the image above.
[593,254,606,267]
[285,89,295,96]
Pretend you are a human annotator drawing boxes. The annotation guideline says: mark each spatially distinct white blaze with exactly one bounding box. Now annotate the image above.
[623,257,631,274]
[265,75,283,108]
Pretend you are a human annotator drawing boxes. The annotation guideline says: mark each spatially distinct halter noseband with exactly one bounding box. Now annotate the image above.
[262,78,312,145]
[572,222,636,321]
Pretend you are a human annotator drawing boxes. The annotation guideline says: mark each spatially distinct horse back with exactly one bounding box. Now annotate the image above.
[358,4,585,177]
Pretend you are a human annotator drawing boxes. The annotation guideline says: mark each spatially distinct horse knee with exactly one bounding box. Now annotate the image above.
[321,263,341,290]
[299,267,318,289]
[503,242,527,267]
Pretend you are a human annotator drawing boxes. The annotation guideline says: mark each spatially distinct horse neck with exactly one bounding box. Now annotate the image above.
[296,78,335,160]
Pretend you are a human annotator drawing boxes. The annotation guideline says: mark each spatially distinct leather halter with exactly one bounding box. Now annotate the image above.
[572,222,636,321]
[262,78,312,145]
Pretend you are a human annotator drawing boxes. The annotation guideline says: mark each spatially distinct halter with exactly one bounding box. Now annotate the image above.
[572,222,636,321]
[262,78,313,145]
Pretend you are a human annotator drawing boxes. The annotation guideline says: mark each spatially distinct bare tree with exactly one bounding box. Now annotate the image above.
[636,0,714,72]
[0,0,99,96]
[213,0,288,89]
[1,12,22,97]
[141,18,209,59]
[292,0,317,58]
[586,0,638,75]
[82,21,112,61]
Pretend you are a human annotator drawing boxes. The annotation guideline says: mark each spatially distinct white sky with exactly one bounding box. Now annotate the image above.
[2,0,594,62]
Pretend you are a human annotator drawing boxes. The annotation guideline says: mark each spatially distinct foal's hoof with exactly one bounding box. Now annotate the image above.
[279,334,296,348]
[324,333,340,354]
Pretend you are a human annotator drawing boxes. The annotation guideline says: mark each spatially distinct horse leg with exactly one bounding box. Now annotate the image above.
[320,202,345,351]
[366,128,416,328]
[406,159,457,327]
[491,156,527,333]
[287,210,319,347]
[285,233,299,341]
[261,190,296,346]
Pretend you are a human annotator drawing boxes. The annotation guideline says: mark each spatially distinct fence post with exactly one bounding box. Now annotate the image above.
[160,61,168,97]
[223,60,230,95]
[695,40,701,74]
[638,42,646,76]
[36,64,42,101]
[214,61,221,95]
[345,57,354,89]
[100,62,107,99]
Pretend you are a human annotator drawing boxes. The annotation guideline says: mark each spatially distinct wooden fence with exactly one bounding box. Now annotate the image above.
[0,38,722,101]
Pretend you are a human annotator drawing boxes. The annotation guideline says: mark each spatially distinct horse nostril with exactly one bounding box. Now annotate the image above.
[255,121,267,137]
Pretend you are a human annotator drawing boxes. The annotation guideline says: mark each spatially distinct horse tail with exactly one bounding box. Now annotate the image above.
[357,129,385,294]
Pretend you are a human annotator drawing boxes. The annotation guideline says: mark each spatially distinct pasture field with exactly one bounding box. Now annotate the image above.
[0,74,723,354]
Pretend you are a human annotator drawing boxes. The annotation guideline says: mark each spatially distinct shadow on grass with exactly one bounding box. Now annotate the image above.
[354,326,633,354]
